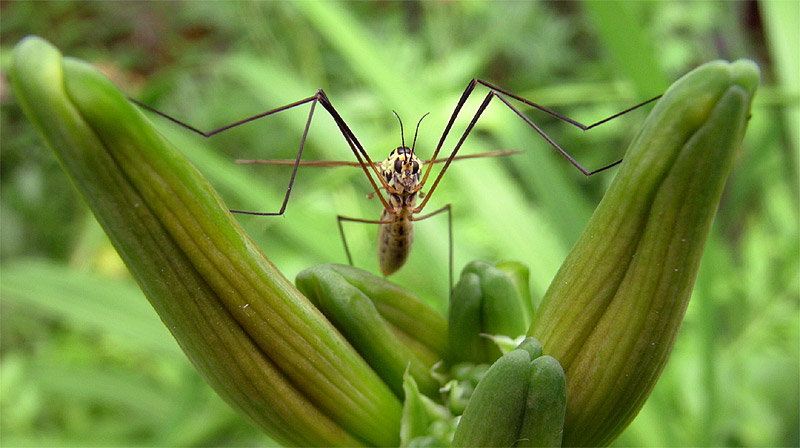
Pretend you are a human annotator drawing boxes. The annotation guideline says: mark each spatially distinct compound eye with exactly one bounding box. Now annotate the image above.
[412,161,419,174]
[394,159,403,173]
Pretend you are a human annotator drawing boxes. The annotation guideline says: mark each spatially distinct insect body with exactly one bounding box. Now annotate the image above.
[377,146,421,276]
[131,80,660,285]
[332,116,461,285]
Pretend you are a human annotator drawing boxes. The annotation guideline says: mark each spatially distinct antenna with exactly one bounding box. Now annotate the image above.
[412,112,430,154]
[392,111,405,148]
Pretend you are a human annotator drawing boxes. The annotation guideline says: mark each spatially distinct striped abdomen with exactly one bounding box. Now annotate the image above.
[377,208,414,276]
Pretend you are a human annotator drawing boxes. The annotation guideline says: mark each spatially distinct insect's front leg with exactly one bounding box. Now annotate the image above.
[131,93,323,216]
[131,89,396,216]
[415,79,661,212]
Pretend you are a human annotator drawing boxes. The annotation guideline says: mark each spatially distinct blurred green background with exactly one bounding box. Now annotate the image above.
[1,1,797,446]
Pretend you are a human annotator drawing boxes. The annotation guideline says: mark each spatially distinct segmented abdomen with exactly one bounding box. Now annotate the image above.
[377,209,414,276]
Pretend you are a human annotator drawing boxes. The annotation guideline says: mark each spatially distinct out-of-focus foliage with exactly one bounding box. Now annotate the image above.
[1,1,797,446]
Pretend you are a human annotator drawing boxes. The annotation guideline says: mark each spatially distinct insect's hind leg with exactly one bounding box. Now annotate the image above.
[337,206,453,293]
[411,204,453,294]
[336,215,394,269]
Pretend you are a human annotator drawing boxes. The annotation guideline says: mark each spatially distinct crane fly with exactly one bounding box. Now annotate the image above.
[237,112,521,282]
[130,79,660,288]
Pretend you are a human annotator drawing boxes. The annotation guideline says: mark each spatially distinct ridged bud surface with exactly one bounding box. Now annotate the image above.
[530,60,759,446]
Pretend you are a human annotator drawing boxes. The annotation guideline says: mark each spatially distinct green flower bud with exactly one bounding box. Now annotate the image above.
[515,336,544,361]
[448,261,532,364]
[517,356,567,447]
[451,349,531,447]
[11,36,402,447]
[451,339,566,447]
[496,261,535,321]
[296,264,446,398]
[529,60,759,446]
[13,33,759,447]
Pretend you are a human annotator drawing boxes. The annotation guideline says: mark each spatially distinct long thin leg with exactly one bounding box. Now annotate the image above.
[337,205,453,292]
[474,80,661,132]
[416,79,661,212]
[130,96,318,138]
[230,97,317,215]
[131,90,397,215]
[411,204,452,293]
[314,91,396,211]
[336,215,395,267]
